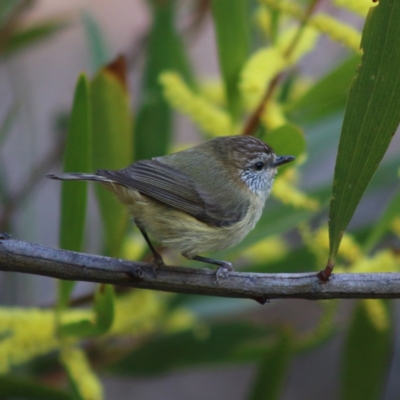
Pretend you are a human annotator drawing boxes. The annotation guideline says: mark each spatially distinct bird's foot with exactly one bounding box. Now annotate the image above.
[215,262,234,283]
[151,254,166,277]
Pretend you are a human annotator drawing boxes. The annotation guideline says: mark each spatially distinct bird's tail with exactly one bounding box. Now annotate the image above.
[46,172,114,184]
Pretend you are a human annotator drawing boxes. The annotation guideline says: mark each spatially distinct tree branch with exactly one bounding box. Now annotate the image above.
[1,234,400,303]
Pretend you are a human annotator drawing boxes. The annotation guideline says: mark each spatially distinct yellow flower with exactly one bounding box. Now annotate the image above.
[240,47,286,109]
[363,299,389,331]
[276,25,318,65]
[260,0,362,53]
[240,26,317,110]
[334,0,378,17]
[260,101,287,129]
[60,346,103,400]
[391,216,400,238]
[351,250,398,273]
[300,225,362,267]
[310,14,362,53]
[111,291,163,336]
[159,72,235,137]
[254,5,272,37]
[121,232,146,261]
[0,308,59,373]
[242,236,288,263]
[200,79,226,106]
[313,227,362,264]
[163,308,195,333]
[272,171,319,211]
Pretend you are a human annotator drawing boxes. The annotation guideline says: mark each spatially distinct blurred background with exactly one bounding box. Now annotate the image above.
[0,0,399,399]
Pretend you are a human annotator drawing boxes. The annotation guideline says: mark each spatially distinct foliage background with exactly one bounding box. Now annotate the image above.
[0,0,399,399]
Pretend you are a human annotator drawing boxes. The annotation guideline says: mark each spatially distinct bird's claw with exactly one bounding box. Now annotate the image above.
[151,256,166,277]
[215,263,233,283]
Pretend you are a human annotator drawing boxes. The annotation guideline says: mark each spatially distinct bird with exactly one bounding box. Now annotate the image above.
[48,135,294,278]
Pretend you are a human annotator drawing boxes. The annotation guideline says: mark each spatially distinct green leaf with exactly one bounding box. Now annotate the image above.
[328,0,400,263]
[110,322,272,376]
[60,74,91,253]
[4,19,67,55]
[60,284,115,338]
[0,375,72,400]
[58,74,91,308]
[264,123,305,172]
[287,55,361,123]
[341,301,392,400]
[363,183,400,252]
[82,11,109,72]
[90,68,133,257]
[210,0,250,119]
[134,1,194,161]
[248,329,292,400]
[93,284,115,333]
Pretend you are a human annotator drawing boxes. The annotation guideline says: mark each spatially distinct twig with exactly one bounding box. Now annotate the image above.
[242,0,320,136]
[1,235,400,303]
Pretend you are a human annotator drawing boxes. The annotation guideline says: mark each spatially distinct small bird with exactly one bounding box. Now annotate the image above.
[48,135,294,278]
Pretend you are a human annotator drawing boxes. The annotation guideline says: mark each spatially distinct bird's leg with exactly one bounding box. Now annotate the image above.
[185,254,234,281]
[135,222,165,269]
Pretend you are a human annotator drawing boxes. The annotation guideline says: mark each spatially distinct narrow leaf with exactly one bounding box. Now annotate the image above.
[60,285,115,338]
[60,74,91,253]
[210,0,250,119]
[110,322,272,375]
[328,0,400,263]
[134,1,194,160]
[287,55,361,123]
[341,301,392,400]
[248,329,292,400]
[58,74,91,308]
[264,123,305,172]
[82,11,109,72]
[91,65,133,257]
[93,284,115,333]
[3,19,67,55]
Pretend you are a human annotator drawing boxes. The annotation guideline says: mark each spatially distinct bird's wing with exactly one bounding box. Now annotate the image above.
[98,160,239,227]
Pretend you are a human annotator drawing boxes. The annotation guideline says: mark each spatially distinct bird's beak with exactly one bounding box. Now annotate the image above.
[272,155,295,168]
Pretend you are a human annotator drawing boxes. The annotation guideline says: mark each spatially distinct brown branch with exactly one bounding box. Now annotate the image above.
[1,234,400,303]
[242,0,320,136]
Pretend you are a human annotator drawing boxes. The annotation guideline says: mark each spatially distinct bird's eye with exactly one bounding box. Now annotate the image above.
[253,161,264,171]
